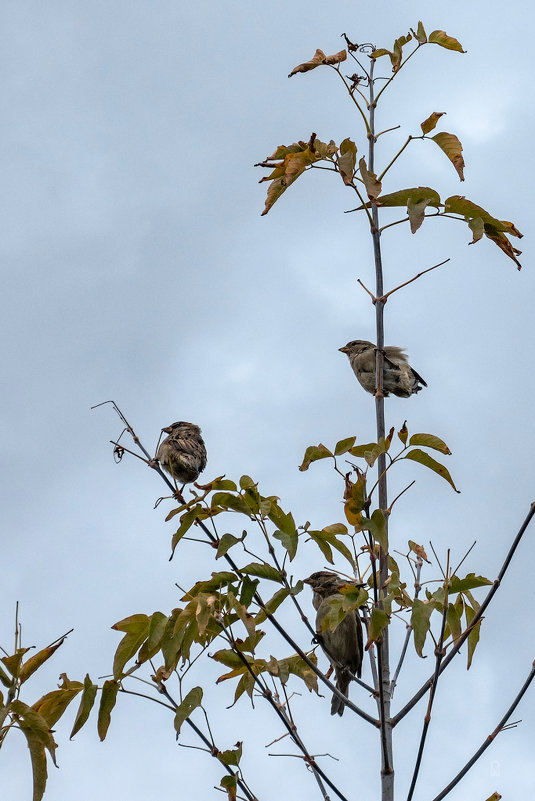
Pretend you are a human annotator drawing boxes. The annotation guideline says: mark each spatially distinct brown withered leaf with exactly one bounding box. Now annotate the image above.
[288,48,346,77]
[431,132,465,181]
[420,111,446,135]
[408,540,430,563]
[359,157,382,200]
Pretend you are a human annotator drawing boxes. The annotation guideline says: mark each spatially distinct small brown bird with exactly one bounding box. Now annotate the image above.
[339,339,427,398]
[304,571,364,716]
[156,422,207,493]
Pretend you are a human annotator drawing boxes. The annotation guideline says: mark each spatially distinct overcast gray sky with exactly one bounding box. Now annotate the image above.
[2,2,534,799]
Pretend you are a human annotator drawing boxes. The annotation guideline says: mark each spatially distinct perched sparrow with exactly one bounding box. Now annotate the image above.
[339,339,427,398]
[156,422,207,492]
[304,571,363,716]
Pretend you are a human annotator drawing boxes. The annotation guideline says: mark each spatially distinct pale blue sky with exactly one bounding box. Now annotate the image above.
[2,2,534,799]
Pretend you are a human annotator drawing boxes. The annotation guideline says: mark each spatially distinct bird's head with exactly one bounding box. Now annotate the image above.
[162,421,202,435]
[338,340,374,356]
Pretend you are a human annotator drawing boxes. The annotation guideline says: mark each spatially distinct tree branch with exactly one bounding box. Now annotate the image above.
[430,660,535,801]
[393,502,535,725]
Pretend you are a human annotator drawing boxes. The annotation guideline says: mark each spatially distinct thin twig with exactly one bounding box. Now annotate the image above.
[377,136,413,182]
[382,260,450,300]
[390,558,422,696]
[219,624,348,801]
[157,684,259,801]
[406,552,450,801]
[430,660,535,801]
[393,502,535,725]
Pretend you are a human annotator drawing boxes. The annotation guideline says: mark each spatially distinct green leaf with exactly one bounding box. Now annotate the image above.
[411,599,433,656]
[404,449,460,492]
[431,132,465,181]
[239,575,258,608]
[112,620,150,679]
[359,157,382,200]
[11,700,58,791]
[411,21,427,44]
[219,742,242,766]
[174,687,203,735]
[446,602,462,644]
[216,533,241,559]
[428,30,465,53]
[211,492,253,516]
[444,196,522,237]
[241,563,284,583]
[228,592,256,639]
[420,111,446,135]
[355,186,441,212]
[273,527,298,561]
[468,216,485,243]
[322,522,348,535]
[337,139,357,186]
[449,573,492,593]
[184,572,239,597]
[320,527,355,566]
[170,506,202,557]
[368,607,389,644]
[360,509,388,551]
[17,719,48,801]
[349,438,390,468]
[255,588,290,624]
[465,605,481,669]
[70,675,98,738]
[307,530,333,564]
[299,443,333,471]
[239,475,256,490]
[97,680,119,741]
[210,478,238,491]
[334,435,356,455]
[409,433,451,454]
[112,613,150,634]
[221,774,237,801]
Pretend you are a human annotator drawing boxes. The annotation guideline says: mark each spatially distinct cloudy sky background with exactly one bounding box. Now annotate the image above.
[2,1,534,799]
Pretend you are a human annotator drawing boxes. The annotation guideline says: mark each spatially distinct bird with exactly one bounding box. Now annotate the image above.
[156,422,207,495]
[339,339,427,397]
[304,571,364,716]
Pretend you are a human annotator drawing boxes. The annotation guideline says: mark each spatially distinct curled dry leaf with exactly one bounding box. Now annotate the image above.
[288,48,346,77]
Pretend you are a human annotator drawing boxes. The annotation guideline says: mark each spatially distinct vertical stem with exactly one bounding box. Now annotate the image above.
[368,57,394,801]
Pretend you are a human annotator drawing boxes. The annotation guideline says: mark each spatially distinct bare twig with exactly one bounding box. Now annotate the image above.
[156,684,259,801]
[393,502,535,725]
[430,660,535,801]
[382,259,450,300]
[406,552,450,801]
[390,557,422,696]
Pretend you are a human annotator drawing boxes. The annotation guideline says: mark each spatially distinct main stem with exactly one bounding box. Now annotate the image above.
[368,58,394,801]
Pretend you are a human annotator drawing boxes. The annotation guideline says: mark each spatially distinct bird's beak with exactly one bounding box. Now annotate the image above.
[162,426,172,433]
[303,577,313,585]
[338,346,349,354]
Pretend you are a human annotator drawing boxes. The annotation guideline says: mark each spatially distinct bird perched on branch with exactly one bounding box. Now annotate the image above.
[339,339,427,398]
[156,422,207,494]
[304,571,364,716]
